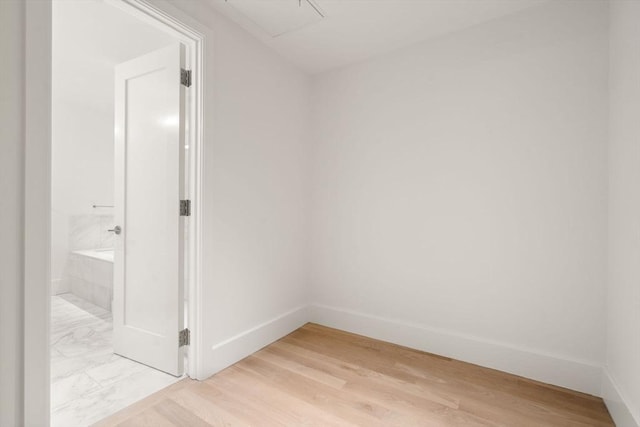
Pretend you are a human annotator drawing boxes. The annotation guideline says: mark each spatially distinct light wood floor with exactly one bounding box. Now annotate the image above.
[94,323,614,426]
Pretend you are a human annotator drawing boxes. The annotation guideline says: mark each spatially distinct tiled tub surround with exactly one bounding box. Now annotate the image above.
[51,294,180,426]
[70,214,115,251]
[52,213,115,297]
[68,249,114,312]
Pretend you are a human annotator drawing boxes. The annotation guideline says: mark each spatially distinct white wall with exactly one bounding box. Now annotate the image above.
[310,0,609,395]
[148,0,312,379]
[605,1,640,425]
[0,2,25,425]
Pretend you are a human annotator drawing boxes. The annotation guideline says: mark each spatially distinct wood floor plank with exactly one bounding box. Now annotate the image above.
[211,365,353,427]
[168,384,251,426]
[278,336,568,425]
[239,355,393,426]
[287,326,611,424]
[93,379,193,427]
[192,380,286,426]
[151,398,212,427]
[254,347,348,390]
[266,341,460,409]
[117,404,177,427]
[94,323,615,427]
[267,340,518,427]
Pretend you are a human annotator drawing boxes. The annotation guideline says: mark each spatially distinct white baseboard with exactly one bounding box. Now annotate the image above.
[602,369,640,427]
[200,305,310,380]
[309,304,603,396]
[198,302,604,399]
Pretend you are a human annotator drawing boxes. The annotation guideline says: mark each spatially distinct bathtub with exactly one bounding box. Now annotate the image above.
[67,248,114,312]
[73,248,114,263]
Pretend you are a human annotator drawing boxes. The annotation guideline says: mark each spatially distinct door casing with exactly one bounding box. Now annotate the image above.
[24,1,205,425]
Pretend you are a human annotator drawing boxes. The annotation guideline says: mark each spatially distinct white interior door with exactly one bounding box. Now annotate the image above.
[113,43,186,377]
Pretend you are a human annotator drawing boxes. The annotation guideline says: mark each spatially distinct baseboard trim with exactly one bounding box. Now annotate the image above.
[199,303,604,398]
[201,305,309,380]
[309,303,603,396]
[602,369,640,427]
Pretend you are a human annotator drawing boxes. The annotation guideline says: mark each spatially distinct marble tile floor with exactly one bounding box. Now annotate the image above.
[51,294,181,427]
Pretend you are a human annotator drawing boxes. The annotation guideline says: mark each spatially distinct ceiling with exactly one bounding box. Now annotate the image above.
[210,0,549,74]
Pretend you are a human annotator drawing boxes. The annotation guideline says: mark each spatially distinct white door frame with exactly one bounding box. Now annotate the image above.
[24,1,204,425]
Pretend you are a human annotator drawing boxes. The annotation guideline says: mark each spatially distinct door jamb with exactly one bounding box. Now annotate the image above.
[24,1,204,425]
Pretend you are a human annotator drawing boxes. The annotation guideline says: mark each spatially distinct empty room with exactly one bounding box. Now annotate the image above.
[1,0,639,426]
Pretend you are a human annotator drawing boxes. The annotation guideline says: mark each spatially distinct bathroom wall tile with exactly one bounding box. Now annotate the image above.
[66,254,80,279]
[68,256,113,311]
[60,277,71,294]
[68,276,81,299]
[93,261,113,288]
[70,276,92,304]
[102,270,114,293]
[98,214,115,249]
[83,256,100,283]
[102,232,115,249]
[51,278,70,296]
[64,214,115,303]
[57,272,71,295]
[69,215,101,250]
[92,284,112,312]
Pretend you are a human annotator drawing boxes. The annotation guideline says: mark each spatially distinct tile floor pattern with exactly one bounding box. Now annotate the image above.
[51,294,181,427]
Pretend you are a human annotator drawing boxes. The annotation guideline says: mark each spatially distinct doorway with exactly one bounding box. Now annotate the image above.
[48,1,203,425]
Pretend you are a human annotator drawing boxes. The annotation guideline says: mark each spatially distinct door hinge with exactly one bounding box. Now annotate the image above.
[180,199,191,216]
[181,69,192,87]
[179,328,190,347]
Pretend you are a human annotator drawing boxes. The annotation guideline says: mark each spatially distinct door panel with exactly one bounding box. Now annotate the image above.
[113,43,185,376]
